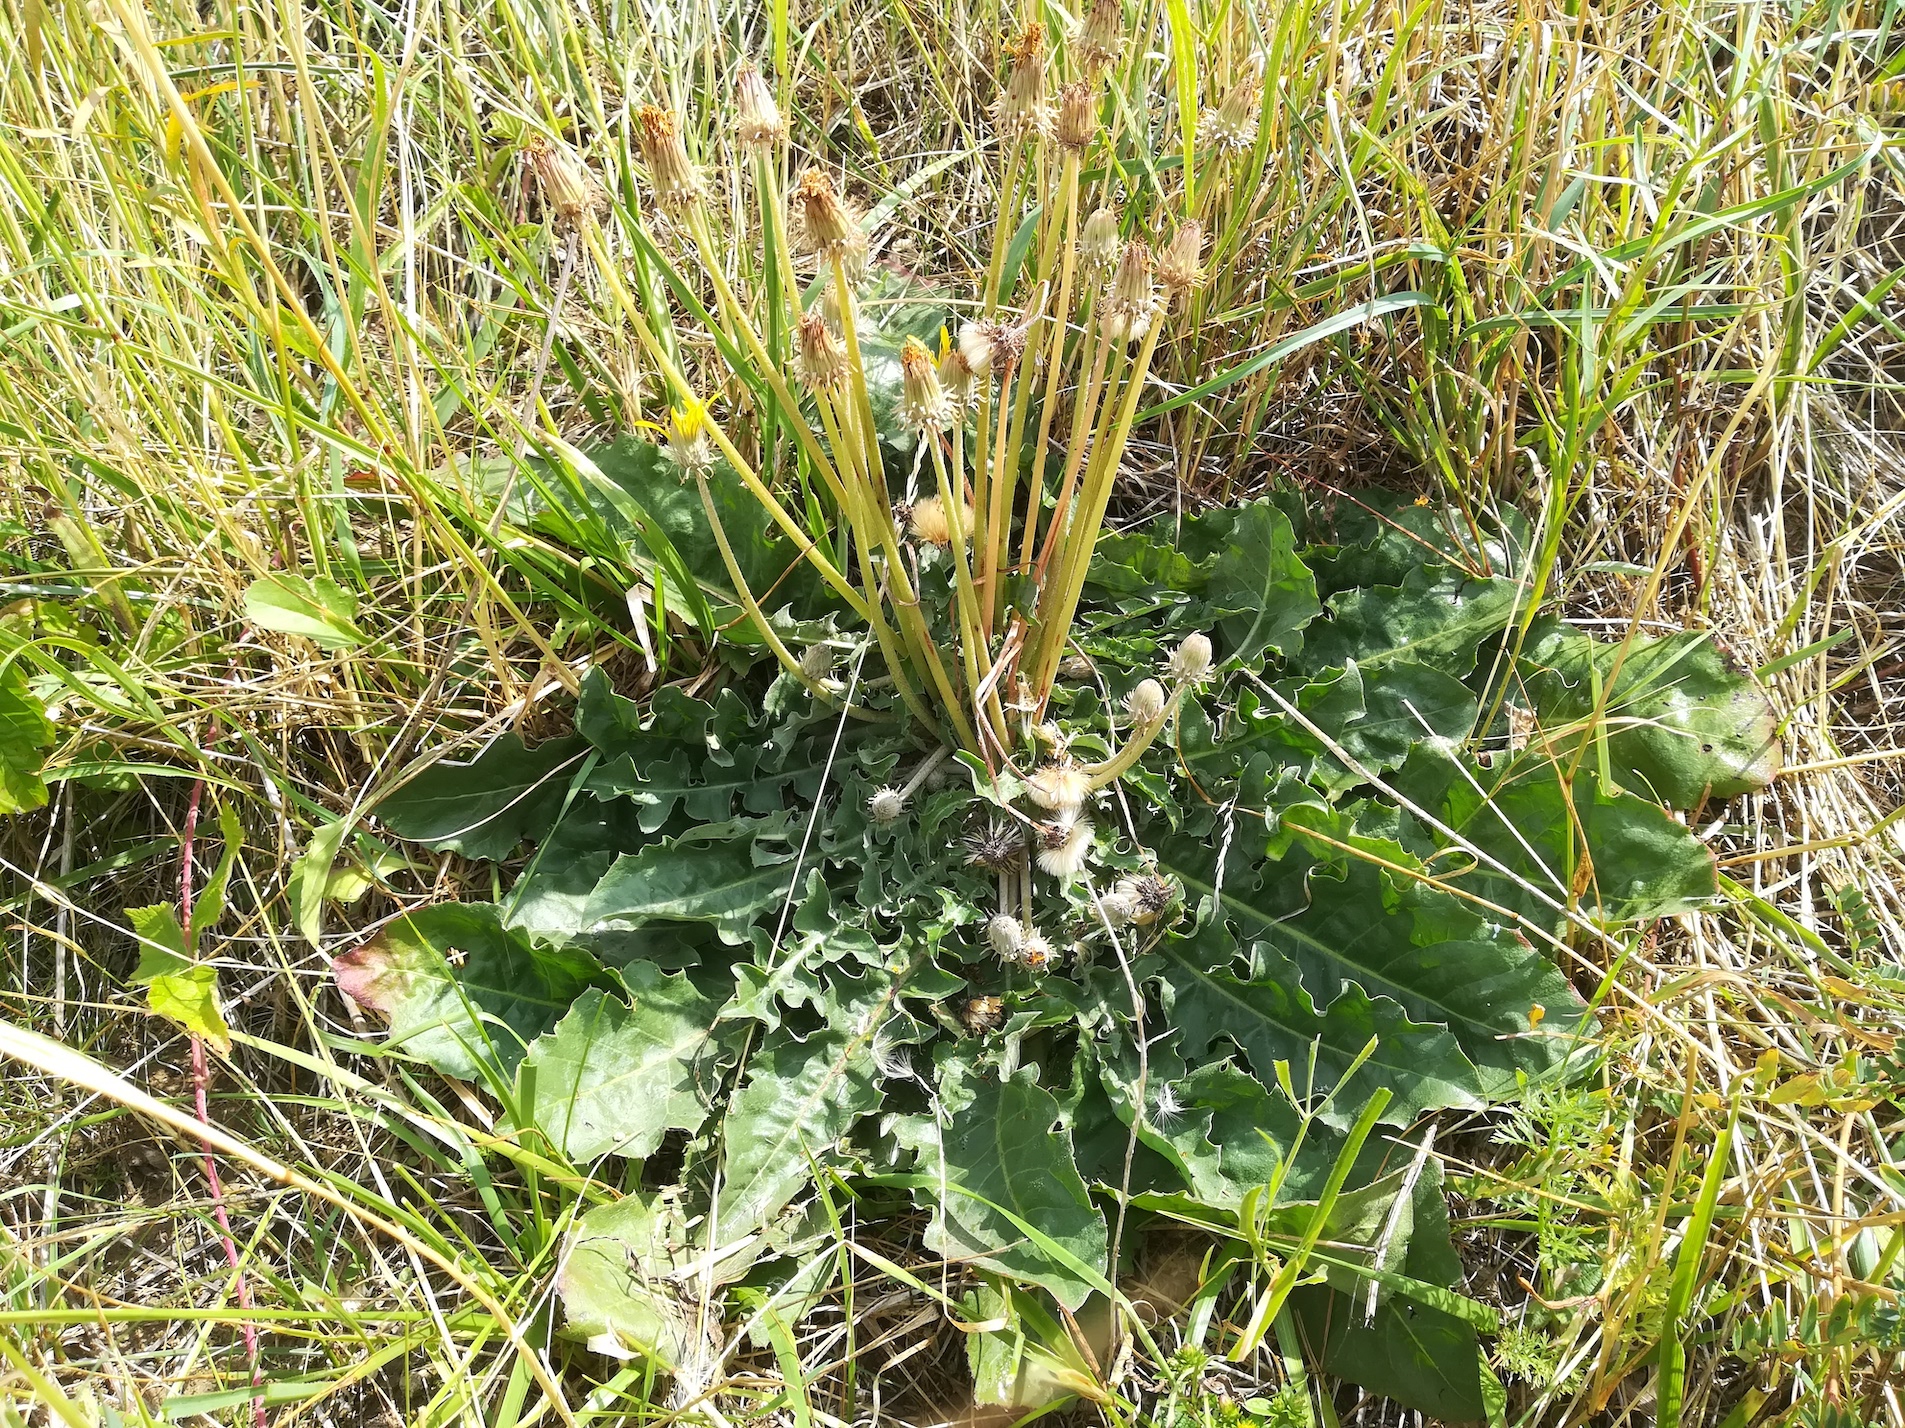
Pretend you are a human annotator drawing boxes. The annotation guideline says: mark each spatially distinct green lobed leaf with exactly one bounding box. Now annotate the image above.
[332,902,609,1082]
[1300,565,1525,679]
[515,968,732,1163]
[1514,620,1781,806]
[1206,500,1322,665]
[0,656,54,815]
[908,1069,1109,1310]
[555,1192,714,1368]
[128,903,231,1053]
[241,572,364,651]
[714,1028,881,1238]
[582,824,796,946]
[375,734,587,861]
[1396,746,1719,931]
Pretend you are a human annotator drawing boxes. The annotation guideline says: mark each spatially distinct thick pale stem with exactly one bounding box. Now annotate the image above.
[1018,155,1082,572]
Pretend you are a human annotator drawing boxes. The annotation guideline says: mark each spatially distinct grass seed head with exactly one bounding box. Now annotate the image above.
[898,335,955,433]
[987,913,1026,957]
[1102,240,1156,344]
[1027,763,1092,812]
[635,105,701,212]
[793,168,864,269]
[1055,81,1098,152]
[1081,207,1122,271]
[965,820,1025,872]
[733,64,786,149]
[1168,631,1213,684]
[794,311,848,391]
[996,21,1052,138]
[1036,814,1094,879]
[1073,0,1123,77]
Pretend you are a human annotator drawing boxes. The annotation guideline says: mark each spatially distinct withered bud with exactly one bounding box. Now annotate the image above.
[1081,207,1122,271]
[939,343,977,410]
[792,168,864,268]
[996,21,1052,139]
[1158,220,1205,297]
[794,312,848,391]
[734,64,786,149]
[1202,53,1266,156]
[1055,82,1097,152]
[524,135,606,227]
[1101,240,1156,345]
[1074,0,1124,77]
[898,335,954,433]
[909,493,972,547]
[635,105,701,212]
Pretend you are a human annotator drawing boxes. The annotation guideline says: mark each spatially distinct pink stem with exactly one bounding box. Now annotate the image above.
[180,779,265,1428]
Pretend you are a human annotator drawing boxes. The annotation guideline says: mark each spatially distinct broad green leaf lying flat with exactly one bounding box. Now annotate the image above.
[909,1070,1108,1311]
[0,657,54,815]
[1515,620,1781,806]
[516,970,731,1162]
[556,1193,713,1368]
[241,572,364,651]
[374,734,586,862]
[333,903,608,1082]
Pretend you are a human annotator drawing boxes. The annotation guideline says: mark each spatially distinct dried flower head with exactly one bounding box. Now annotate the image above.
[1101,240,1157,345]
[956,323,995,380]
[635,105,701,212]
[733,64,787,149]
[1097,887,1139,927]
[1074,0,1124,78]
[909,493,972,546]
[792,168,864,268]
[1036,814,1094,880]
[1116,872,1179,925]
[898,335,955,433]
[523,134,606,226]
[964,820,1025,872]
[867,786,907,823]
[962,995,1006,1034]
[665,401,714,472]
[938,342,977,411]
[1026,763,1092,813]
[1055,82,1097,152]
[1158,220,1205,298]
[794,311,848,391]
[1202,54,1266,155]
[1168,631,1213,684]
[1081,208,1122,272]
[1018,932,1056,973]
[799,643,835,680]
[1124,678,1168,725]
[996,21,1052,138]
[987,914,1026,958]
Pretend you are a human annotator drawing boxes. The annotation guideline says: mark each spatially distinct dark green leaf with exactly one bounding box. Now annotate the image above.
[1514,621,1781,806]
[0,656,53,815]
[1206,501,1321,664]
[582,826,796,946]
[515,968,731,1162]
[1301,566,1523,679]
[333,903,608,1081]
[910,1069,1108,1309]
[715,1028,881,1236]
[376,735,586,861]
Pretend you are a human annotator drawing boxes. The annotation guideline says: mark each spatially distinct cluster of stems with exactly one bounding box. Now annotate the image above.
[533,23,1202,774]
